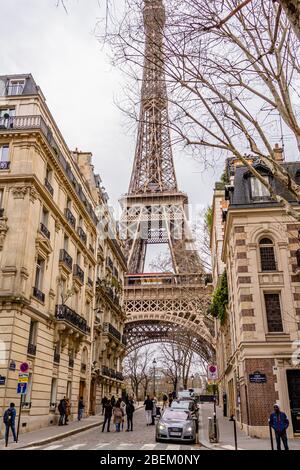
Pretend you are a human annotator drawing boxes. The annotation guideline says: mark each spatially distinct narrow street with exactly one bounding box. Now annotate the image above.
[22,407,204,451]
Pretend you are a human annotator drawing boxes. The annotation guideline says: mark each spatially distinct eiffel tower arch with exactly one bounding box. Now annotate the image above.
[121,0,215,361]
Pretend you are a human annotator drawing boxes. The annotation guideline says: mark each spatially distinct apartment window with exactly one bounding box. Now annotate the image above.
[0,108,15,128]
[50,378,58,405]
[41,207,49,227]
[264,293,283,332]
[7,79,25,95]
[29,320,38,345]
[34,257,45,290]
[64,235,69,251]
[0,189,3,208]
[66,380,72,399]
[76,251,81,265]
[0,145,9,162]
[46,166,52,182]
[250,176,270,201]
[259,238,276,271]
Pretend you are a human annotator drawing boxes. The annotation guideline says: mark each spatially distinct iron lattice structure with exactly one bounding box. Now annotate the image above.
[122,0,215,360]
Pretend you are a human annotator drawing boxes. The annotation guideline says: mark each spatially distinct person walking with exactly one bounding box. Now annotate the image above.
[3,403,17,446]
[113,402,124,432]
[151,397,157,425]
[168,392,173,407]
[120,398,126,431]
[126,399,135,432]
[269,404,289,450]
[102,400,113,432]
[58,397,66,426]
[162,393,168,410]
[65,398,71,425]
[111,395,116,407]
[101,396,108,415]
[144,395,153,426]
[78,396,85,421]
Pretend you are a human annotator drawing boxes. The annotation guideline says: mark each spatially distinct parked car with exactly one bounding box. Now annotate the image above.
[156,409,197,443]
[170,400,199,431]
[177,389,196,400]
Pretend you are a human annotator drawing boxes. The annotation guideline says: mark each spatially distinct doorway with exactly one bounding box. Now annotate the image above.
[286,370,300,434]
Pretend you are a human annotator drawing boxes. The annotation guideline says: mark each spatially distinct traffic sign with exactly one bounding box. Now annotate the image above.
[20,362,29,373]
[17,382,27,394]
[207,364,218,381]
[18,373,29,384]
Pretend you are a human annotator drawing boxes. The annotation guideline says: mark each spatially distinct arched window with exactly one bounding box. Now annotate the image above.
[259,238,276,271]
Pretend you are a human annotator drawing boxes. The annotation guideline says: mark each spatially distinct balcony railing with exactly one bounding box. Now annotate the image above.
[73,264,84,284]
[77,226,87,244]
[103,322,121,342]
[27,343,37,356]
[65,208,76,229]
[33,286,45,303]
[54,352,60,364]
[40,222,50,239]
[59,249,73,271]
[44,178,54,196]
[101,366,123,381]
[0,161,10,170]
[55,304,90,334]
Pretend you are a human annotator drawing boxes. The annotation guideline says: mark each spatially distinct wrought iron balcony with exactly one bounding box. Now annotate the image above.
[77,226,87,244]
[0,161,10,170]
[109,368,117,379]
[65,207,76,229]
[44,178,54,196]
[103,322,121,342]
[27,343,36,356]
[115,371,124,381]
[59,249,73,271]
[54,352,60,364]
[73,264,84,284]
[55,304,90,334]
[68,357,74,369]
[33,286,45,303]
[40,222,50,239]
[101,365,110,377]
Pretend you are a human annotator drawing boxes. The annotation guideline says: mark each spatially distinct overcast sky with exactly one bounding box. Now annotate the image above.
[0,0,225,220]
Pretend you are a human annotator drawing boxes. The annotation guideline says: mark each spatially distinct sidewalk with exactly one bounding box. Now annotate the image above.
[0,414,104,450]
[198,403,300,450]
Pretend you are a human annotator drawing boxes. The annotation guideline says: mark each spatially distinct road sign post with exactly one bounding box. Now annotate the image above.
[16,370,29,442]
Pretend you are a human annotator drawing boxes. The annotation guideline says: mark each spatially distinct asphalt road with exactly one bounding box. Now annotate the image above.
[24,407,206,451]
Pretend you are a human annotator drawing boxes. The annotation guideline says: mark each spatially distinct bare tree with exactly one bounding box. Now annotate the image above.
[123,347,153,400]
[98,0,300,220]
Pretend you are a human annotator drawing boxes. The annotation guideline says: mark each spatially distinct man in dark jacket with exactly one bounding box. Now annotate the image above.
[78,397,85,421]
[269,404,289,450]
[144,395,153,426]
[101,396,108,415]
[102,400,113,432]
[126,399,135,431]
[58,397,66,426]
[3,403,17,446]
[111,395,116,407]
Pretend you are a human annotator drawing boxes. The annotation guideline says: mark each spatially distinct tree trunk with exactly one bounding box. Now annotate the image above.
[279,0,300,41]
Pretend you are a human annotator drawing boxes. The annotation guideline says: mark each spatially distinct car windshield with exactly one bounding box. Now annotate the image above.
[162,410,189,421]
[171,401,189,409]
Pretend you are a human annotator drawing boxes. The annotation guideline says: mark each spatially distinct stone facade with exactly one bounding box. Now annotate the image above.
[211,157,300,439]
[0,74,126,435]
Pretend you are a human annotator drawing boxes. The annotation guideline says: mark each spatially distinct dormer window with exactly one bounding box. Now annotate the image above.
[250,176,270,201]
[7,79,25,96]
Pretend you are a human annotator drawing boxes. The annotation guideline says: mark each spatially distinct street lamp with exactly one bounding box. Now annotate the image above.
[152,358,157,397]
[191,374,195,389]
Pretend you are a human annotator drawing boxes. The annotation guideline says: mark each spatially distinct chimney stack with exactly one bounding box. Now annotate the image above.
[273,143,284,162]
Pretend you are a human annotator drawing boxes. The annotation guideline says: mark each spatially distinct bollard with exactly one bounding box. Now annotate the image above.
[229,415,238,450]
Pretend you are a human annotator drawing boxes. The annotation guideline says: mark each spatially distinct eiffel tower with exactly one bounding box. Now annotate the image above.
[121,0,215,359]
